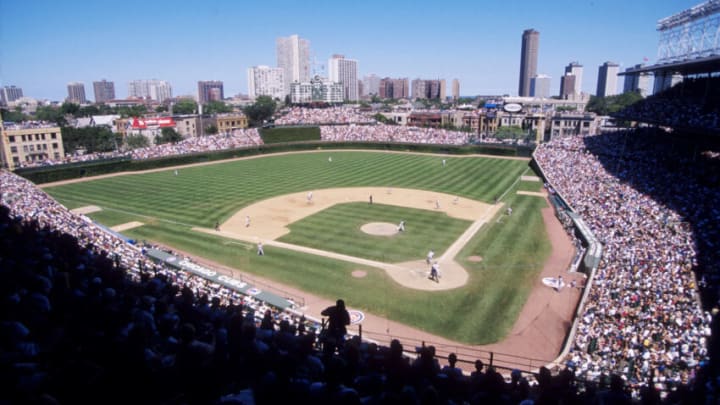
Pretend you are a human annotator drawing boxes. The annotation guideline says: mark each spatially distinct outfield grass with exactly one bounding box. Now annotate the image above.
[517,180,544,192]
[44,151,549,344]
[279,202,471,262]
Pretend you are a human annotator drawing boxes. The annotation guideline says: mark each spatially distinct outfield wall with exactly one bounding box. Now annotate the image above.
[16,141,532,184]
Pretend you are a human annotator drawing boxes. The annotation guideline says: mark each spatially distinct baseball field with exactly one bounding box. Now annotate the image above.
[43,150,552,344]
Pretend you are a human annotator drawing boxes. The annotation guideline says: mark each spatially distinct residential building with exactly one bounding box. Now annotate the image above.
[549,112,599,138]
[93,80,116,104]
[173,115,200,138]
[530,74,551,98]
[213,113,249,134]
[653,72,683,94]
[518,29,540,97]
[247,65,285,100]
[378,78,409,100]
[290,76,343,104]
[362,74,381,97]
[411,79,442,100]
[623,64,652,97]
[452,79,460,100]
[67,82,87,104]
[198,81,224,104]
[1,86,24,106]
[276,34,311,96]
[327,54,359,101]
[596,61,620,97]
[439,79,446,100]
[0,121,64,170]
[127,80,173,103]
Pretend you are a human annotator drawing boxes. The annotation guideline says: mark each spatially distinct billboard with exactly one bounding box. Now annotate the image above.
[131,117,176,129]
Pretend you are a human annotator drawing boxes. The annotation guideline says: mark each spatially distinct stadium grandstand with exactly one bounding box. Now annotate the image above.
[2,3,720,405]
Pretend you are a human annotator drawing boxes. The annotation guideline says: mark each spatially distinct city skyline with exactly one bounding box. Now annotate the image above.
[0,0,700,102]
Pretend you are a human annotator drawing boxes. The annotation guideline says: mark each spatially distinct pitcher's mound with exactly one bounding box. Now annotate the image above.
[361,222,398,236]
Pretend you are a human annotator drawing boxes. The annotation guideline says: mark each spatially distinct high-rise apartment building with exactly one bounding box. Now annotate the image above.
[411,79,443,100]
[247,65,285,100]
[276,34,311,96]
[67,82,87,104]
[530,74,551,98]
[1,86,24,105]
[327,55,359,101]
[439,79,447,100]
[623,64,652,97]
[518,29,539,97]
[451,79,460,100]
[127,80,173,103]
[197,81,224,104]
[362,74,381,97]
[93,80,116,104]
[596,61,620,97]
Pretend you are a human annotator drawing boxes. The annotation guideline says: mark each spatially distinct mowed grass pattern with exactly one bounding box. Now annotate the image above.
[279,202,471,262]
[46,151,526,228]
[44,152,550,344]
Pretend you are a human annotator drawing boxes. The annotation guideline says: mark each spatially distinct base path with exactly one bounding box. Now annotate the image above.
[196,187,501,291]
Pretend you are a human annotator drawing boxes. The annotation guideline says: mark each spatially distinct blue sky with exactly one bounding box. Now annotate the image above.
[0,0,701,101]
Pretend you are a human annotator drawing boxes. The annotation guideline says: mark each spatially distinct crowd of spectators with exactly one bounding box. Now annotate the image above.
[15,129,263,169]
[615,77,720,133]
[130,128,263,160]
[321,124,471,145]
[4,127,720,401]
[534,128,720,397]
[275,106,375,126]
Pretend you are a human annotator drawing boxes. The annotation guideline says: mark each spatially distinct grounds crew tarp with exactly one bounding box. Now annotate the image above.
[146,248,293,310]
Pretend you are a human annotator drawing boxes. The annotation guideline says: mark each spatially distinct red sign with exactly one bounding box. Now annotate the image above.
[131,117,176,129]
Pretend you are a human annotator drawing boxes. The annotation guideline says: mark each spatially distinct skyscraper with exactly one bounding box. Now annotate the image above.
[623,64,652,97]
[67,82,87,104]
[518,29,539,97]
[93,80,116,103]
[197,81,224,104]
[530,74,551,98]
[559,75,577,100]
[596,61,620,97]
[276,34,311,96]
[562,62,583,97]
[127,80,173,103]
[327,55,359,101]
[247,66,285,100]
[439,79,446,100]
[1,86,24,105]
[451,79,460,100]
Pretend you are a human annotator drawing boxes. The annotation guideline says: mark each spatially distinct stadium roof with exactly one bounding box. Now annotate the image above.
[619,54,720,76]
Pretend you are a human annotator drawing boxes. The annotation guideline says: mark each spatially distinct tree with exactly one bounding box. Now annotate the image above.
[173,99,197,115]
[155,105,168,113]
[586,92,643,115]
[203,101,232,115]
[34,105,65,125]
[495,126,525,140]
[0,107,26,122]
[155,127,183,145]
[61,127,119,154]
[205,125,218,135]
[125,134,149,149]
[243,96,276,127]
[60,102,80,117]
[373,113,396,125]
[117,105,147,118]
